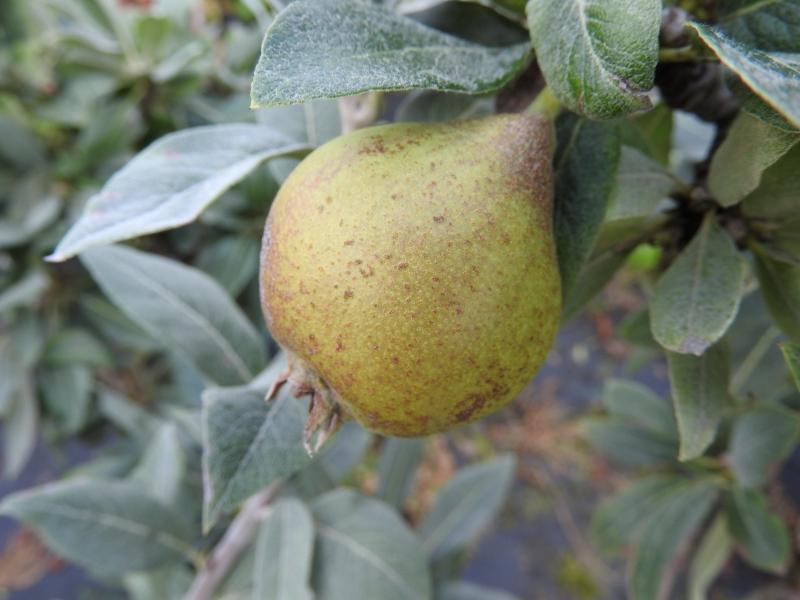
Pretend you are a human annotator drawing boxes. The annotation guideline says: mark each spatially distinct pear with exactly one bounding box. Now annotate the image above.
[260,113,560,448]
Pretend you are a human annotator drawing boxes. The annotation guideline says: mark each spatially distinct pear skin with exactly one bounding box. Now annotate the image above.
[261,113,560,442]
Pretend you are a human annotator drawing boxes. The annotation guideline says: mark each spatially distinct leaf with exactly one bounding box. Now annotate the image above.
[0,195,60,250]
[718,0,800,52]
[438,581,520,600]
[728,404,800,488]
[311,489,432,600]
[202,364,310,529]
[377,437,425,509]
[667,342,731,461]
[3,377,37,479]
[742,142,800,219]
[41,327,112,367]
[708,111,799,206]
[80,294,159,353]
[0,478,193,574]
[252,498,314,600]
[781,342,800,389]
[419,455,515,561]
[583,418,678,467]
[628,479,720,600]
[619,103,673,165]
[195,235,260,297]
[250,0,529,107]
[0,270,49,314]
[591,475,684,554]
[0,339,24,417]
[317,421,372,482]
[553,114,621,296]
[130,423,186,506]
[753,249,800,340]
[39,365,92,434]
[527,0,661,119]
[98,388,161,442]
[690,23,800,128]
[651,217,746,355]
[607,147,676,221]
[82,244,265,386]
[602,379,677,439]
[688,513,732,600]
[726,487,790,573]
[47,124,310,261]
[561,248,628,321]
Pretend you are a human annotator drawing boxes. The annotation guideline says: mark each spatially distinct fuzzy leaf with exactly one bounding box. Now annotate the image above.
[82,245,265,386]
[47,125,310,261]
[688,514,732,600]
[0,479,193,574]
[202,360,309,529]
[251,0,529,107]
[708,111,799,206]
[377,438,425,509]
[253,498,314,600]
[651,217,746,355]
[753,249,800,340]
[629,479,720,600]
[553,114,621,296]
[728,404,800,488]
[527,0,661,119]
[607,147,676,220]
[690,23,800,128]
[727,487,790,573]
[742,143,800,219]
[419,455,515,560]
[311,489,432,600]
[667,343,731,461]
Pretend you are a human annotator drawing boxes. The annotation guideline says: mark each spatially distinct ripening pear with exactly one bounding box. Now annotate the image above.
[260,113,560,446]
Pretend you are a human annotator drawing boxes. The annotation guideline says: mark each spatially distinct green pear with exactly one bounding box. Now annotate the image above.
[260,113,560,446]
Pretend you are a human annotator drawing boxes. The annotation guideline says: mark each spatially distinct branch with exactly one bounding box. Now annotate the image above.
[184,482,282,600]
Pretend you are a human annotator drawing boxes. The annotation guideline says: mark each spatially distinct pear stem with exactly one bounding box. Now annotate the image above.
[526,87,562,121]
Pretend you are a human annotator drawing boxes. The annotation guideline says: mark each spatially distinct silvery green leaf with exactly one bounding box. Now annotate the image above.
[252,498,314,600]
[651,217,746,355]
[378,437,425,508]
[742,143,800,220]
[553,114,621,296]
[47,125,310,261]
[667,343,731,461]
[527,0,661,119]
[41,327,112,367]
[690,23,800,128]
[727,487,790,573]
[728,404,800,488]
[753,249,800,340]
[591,475,684,555]
[0,478,193,574]
[602,379,676,439]
[39,364,92,434]
[311,489,432,600]
[202,369,309,530]
[194,235,260,298]
[0,270,49,314]
[717,1,800,52]
[628,479,720,600]
[3,376,37,479]
[607,146,676,220]
[420,455,515,560]
[82,245,265,386]
[688,514,732,600]
[130,423,186,505]
[708,111,799,206]
[251,0,529,107]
